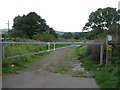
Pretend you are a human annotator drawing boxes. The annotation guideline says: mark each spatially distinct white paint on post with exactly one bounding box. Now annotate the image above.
[53,43,56,51]
[47,42,50,51]
[107,35,112,42]
[100,42,104,65]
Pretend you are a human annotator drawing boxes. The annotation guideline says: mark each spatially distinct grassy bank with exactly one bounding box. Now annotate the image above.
[69,46,119,89]
[2,52,50,75]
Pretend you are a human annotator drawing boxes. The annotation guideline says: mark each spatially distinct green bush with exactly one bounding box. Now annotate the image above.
[32,31,56,42]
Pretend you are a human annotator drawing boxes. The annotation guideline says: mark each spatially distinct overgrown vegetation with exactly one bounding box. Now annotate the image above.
[6,12,58,41]
[4,44,47,58]
[2,43,50,75]
[71,46,119,89]
[2,53,49,75]
[2,42,69,75]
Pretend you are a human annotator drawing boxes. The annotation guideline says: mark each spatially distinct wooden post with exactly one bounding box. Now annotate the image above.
[106,35,112,67]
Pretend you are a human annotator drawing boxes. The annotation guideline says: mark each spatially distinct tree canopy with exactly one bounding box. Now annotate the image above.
[12,12,57,39]
[83,7,119,31]
[62,32,73,39]
[73,32,80,40]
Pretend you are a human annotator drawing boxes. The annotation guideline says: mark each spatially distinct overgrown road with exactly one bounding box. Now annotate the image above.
[3,47,99,88]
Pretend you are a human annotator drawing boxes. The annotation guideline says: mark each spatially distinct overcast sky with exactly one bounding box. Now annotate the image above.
[0,0,119,32]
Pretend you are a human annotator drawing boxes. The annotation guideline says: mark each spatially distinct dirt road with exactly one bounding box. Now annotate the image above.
[3,47,99,88]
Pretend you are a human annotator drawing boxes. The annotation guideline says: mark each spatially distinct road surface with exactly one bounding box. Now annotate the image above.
[2,47,99,88]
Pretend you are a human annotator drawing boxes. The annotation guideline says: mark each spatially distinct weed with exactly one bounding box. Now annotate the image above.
[68,46,119,88]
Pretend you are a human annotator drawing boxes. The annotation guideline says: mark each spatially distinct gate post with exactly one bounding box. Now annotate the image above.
[100,42,104,65]
[0,42,2,60]
[0,41,2,90]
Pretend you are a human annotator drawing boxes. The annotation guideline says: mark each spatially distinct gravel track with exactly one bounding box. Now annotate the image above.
[2,47,99,88]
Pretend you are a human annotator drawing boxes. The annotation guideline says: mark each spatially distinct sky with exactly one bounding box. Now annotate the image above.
[0,0,119,32]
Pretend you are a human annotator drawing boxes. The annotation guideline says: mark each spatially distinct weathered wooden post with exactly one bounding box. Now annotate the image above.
[106,35,112,67]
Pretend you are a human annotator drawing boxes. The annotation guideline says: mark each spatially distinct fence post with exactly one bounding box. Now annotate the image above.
[53,43,56,51]
[47,42,50,51]
[0,42,3,60]
[2,45,4,59]
[100,42,104,65]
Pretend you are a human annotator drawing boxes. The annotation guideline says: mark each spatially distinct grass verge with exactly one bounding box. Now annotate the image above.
[2,52,50,75]
[2,43,69,75]
[71,46,119,89]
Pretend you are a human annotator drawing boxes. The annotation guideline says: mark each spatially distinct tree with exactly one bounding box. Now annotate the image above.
[32,31,55,42]
[83,7,119,31]
[73,32,80,40]
[62,32,73,39]
[12,12,51,39]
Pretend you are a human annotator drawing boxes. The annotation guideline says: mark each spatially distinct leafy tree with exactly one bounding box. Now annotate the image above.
[13,12,47,38]
[33,31,55,42]
[8,30,27,38]
[62,32,73,39]
[2,34,7,38]
[83,7,119,31]
[49,28,58,38]
[12,12,57,39]
[73,32,80,40]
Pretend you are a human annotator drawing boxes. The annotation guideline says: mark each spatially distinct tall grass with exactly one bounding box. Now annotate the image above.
[2,53,49,75]
[4,44,48,58]
[2,43,70,75]
[2,44,49,75]
[70,46,119,89]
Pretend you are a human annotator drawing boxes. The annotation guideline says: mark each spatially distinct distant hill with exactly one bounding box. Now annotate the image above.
[0,29,8,34]
[55,31,65,35]
[55,31,76,35]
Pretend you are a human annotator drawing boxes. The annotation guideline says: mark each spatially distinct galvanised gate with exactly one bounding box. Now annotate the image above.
[0,41,104,65]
